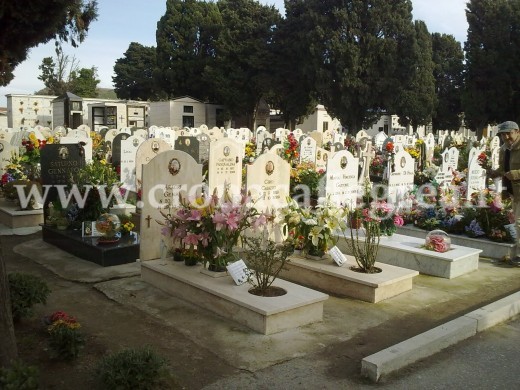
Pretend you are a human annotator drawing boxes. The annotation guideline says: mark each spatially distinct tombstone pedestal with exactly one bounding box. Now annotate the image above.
[42,226,139,267]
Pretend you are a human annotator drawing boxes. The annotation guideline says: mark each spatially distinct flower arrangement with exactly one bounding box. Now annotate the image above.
[364,200,404,236]
[423,230,451,253]
[44,311,84,361]
[290,161,325,198]
[95,213,121,239]
[282,133,299,165]
[477,151,492,170]
[280,198,347,257]
[160,188,268,269]
[369,154,385,177]
[244,140,257,163]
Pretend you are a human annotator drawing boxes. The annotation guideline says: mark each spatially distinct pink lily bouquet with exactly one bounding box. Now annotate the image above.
[160,189,269,269]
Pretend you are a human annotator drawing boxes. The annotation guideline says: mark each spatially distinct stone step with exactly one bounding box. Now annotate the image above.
[141,259,329,335]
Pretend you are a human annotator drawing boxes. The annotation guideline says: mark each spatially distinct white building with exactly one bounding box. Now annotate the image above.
[148,96,226,128]
[296,104,341,133]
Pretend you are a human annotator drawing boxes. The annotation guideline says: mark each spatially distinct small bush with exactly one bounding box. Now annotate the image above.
[0,359,40,389]
[46,311,85,361]
[8,273,50,321]
[96,346,173,389]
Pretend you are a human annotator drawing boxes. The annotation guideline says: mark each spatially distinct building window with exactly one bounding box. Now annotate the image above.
[323,121,329,131]
[183,115,194,128]
[183,105,194,113]
[71,101,82,111]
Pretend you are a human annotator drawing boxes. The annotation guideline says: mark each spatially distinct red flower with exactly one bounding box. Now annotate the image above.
[385,142,394,153]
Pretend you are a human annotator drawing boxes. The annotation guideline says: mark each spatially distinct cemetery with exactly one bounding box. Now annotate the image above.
[0,121,516,336]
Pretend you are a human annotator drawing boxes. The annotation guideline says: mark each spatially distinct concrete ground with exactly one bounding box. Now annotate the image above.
[3,226,520,388]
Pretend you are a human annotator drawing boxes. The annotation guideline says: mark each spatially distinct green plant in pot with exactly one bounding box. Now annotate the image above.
[343,210,381,274]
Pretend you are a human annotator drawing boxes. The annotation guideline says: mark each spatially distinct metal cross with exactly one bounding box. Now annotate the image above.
[145,215,152,228]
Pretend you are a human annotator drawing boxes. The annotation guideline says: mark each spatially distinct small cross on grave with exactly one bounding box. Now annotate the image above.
[145,215,152,228]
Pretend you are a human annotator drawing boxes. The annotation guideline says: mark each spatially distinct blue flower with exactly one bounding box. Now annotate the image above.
[464,219,485,237]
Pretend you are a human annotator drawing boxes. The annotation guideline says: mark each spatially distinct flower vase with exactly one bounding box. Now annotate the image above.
[306,245,326,260]
[184,256,198,266]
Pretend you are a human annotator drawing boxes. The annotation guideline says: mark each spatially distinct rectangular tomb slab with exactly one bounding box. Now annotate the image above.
[280,254,418,303]
[396,225,512,261]
[0,199,43,228]
[140,259,328,335]
[337,231,482,279]
[42,226,139,267]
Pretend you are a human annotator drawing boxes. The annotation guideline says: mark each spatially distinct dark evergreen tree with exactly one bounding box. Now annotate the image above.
[393,20,436,132]
[113,42,161,100]
[155,0,222,100]
[267,0,317,130]
[204,0,282,129]
[431,33,464,132]
[463,0,520,135]
[294,0,416,133]
[0,0,98,86]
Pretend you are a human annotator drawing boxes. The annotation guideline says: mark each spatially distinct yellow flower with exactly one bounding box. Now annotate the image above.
[46,136,55,144]
[100,159,107,165]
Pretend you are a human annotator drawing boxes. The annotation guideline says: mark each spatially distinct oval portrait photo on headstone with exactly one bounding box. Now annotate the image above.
[266,160,275,176]
[168,158,181,176]
[340,156,348,169]
[400,156,406,168]
[58,146,69,160]
[152,141,160,153]
[223,146,230,157]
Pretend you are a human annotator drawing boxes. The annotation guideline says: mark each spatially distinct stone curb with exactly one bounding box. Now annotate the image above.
[361,291,520,382]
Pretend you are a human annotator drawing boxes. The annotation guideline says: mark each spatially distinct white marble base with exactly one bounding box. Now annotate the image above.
[0,199,43,228]
[337,231,481,279]
[109,203,136,216]
[280,254,418,303]
[141,259,328,334]
[396,225,513,260]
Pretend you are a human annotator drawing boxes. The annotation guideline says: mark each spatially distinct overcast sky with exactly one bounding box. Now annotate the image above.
[0,0,468,107]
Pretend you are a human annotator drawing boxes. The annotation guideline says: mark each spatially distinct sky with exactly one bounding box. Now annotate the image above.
[0,0,469,107]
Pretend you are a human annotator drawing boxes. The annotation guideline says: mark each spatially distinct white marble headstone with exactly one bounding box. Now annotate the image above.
[246,153,290,211]
[325,150,359,208]
[140,150,203,261]
[120,135,145,192]
[208,138,243,198]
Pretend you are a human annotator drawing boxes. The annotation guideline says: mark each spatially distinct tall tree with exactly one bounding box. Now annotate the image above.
[393,20,436,132]
[38,46,80,95]
[463,0,520,135]
[37,48,99,97]
[0,0,98,86]
[294,0,416,133]
[113,42,161,100]
[156,0,222,100]
[69,67,100,97]
[431,33,464,132]
[268,0,317,130]
[205,0,282,128]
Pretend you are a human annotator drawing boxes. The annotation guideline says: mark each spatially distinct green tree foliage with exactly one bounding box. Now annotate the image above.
[393,20,436,132]
[113,42,161,100]
[268,0,317,130]
[294,0,416,133]
[156,0,222,101]
[431,33,464,132]
[37,47,99,97]
[205,0,282,128]
[0,0,98,86]
[463,0,520,134]
[69,67,100,97]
